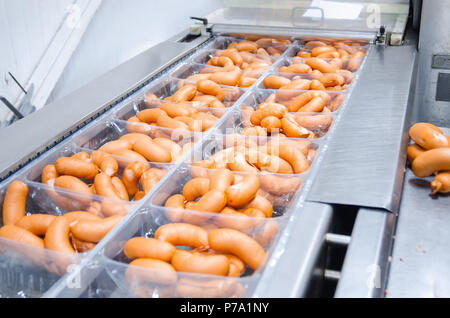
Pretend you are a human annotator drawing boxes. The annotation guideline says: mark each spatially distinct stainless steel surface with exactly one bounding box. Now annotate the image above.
[335,207,396,298]
[414,0,450,126]
[253,202,333,298]
[0,32,212,180]
[325,233,351,247]
[309,43,417,213]
[386,145,450,298]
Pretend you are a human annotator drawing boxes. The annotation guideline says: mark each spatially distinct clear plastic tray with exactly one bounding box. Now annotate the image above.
[191,49,279,68]
[259,71,353,93]
[93,209,281,298]
[170,62,265,88]
[186,133,321,177]
[206,36,291,56]
[0,180,129,297]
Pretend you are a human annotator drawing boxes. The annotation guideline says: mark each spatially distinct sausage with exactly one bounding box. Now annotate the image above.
[209,168,234,192]
[297,96,326,113]
[0,224,45,249]
[15,214,56,236]
[126,117,154,135]
[134,191,146,201]
[111,177,129,201]
[164,194,185,222]
[121,162,149,196]
[281,116,312,138]
[171,249,230,276]
[70,235,96,253]
[263,75,291,89]
[347,51,365,71]
[90,150,118,177]
[215,207,256,233]
[280,78,311,91]
[411,148,450,178]
[407,143,426,163]
[124,237,176,261]
[137,108,167,124]
[63,211,102,225]
[245,147,293,174]
[132,137,172,163]
[196,80,225,101]
[220,49,243,66]
[208,228,266,270]
[126,258,177,285]
[236,41,258,53]
[94,173,122,200]
[209,67,242,86]
[268,144,310,174]
[44,216,75,254]
[152,138,182,162]
[254,219,279,246]
[155,223,208,248]
[53,176,93,205]
[160,102,196,118]
[111,149,148,167]
[293,114,333,131]
[431,171,450,194]
[228,152,260,173]
[156,113,189,131]
[182,178,210,202]
[241,195,273,218]
[2,180,28,225]
[99,139,133,154]
[189,190,227,213]
[241,126,267,137]
[71,152,90,162]
[70,214,123,243]
[119,133,153,147]
[305,58,338,73]
[140,168,164,194]
[409,122,449,150]
[172,85,197,102]
[225,174,259,207]
[318,74,346,87]
[55,157,99,180]
[279,63,312,74]
[311,46,336,57]
[310,79,327,91]
[250,103,287,125]
[259,173,302,196]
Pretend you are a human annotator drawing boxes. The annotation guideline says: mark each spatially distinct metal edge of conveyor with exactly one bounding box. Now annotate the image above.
[334,207,396,298]
[308,36,418,213]
[0,30,213,181]
[252,202,334,298]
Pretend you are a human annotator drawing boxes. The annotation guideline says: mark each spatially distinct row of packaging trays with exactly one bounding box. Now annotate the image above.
[0,35,369,298]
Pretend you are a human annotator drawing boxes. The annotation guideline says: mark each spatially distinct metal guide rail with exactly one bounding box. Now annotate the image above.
[0,32,372,298]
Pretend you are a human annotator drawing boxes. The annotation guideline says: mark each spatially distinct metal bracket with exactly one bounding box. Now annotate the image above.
[375,25,388,46]
[0,96,24,120]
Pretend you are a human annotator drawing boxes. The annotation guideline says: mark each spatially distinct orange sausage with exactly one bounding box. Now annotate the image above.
[16,214,56,236]
[297,96,326,112]
[53,176,93,204]
[55,157,99,180]
[111,177,129,201]
[121,162,149,196]
[93,173,122,200]
[172,85,197,102]
[281,116,312,138]
[124,237,176,261]
[182,178,210,202]
[70,214,123,243]
[0,224,44,249]
[208,228,266,270]
[241,195,273,218]
[431,171,450,194]
[259,173,302,196]
[196,80,225,101]
[132,137,172,163]
[268,144,310,174]
[189,190,227,213]
[126,117,153,135]
[137,108,167,124]
[164,194,185,222]
[407,143,426,164]
[263,75,291,89]
[209,168,234,192]
[90,150,118,177]
[409,122,449,150]
[111,149,148,167]
[126,258,177,285]
[305,58,339,73]
[347,51,365,71]
[411,148,450,178]
[225,174,259,207]
[2,180,28,225]
[171,249,230,276]
[99,139,133,153]
[155,223,208,248]
[44,216,75,253]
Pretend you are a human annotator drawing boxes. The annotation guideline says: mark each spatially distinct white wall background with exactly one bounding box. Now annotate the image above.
[0,0,222,125]
[48,0,222,103]
[0,0,76,122]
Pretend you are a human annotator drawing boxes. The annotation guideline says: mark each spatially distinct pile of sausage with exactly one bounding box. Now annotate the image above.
[240,94,335,138]
[407,122,450,194]
[129,80,241,133]
[0,180,123,273]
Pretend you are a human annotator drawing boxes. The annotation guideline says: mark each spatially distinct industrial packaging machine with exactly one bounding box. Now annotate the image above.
[0,0,448,298]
